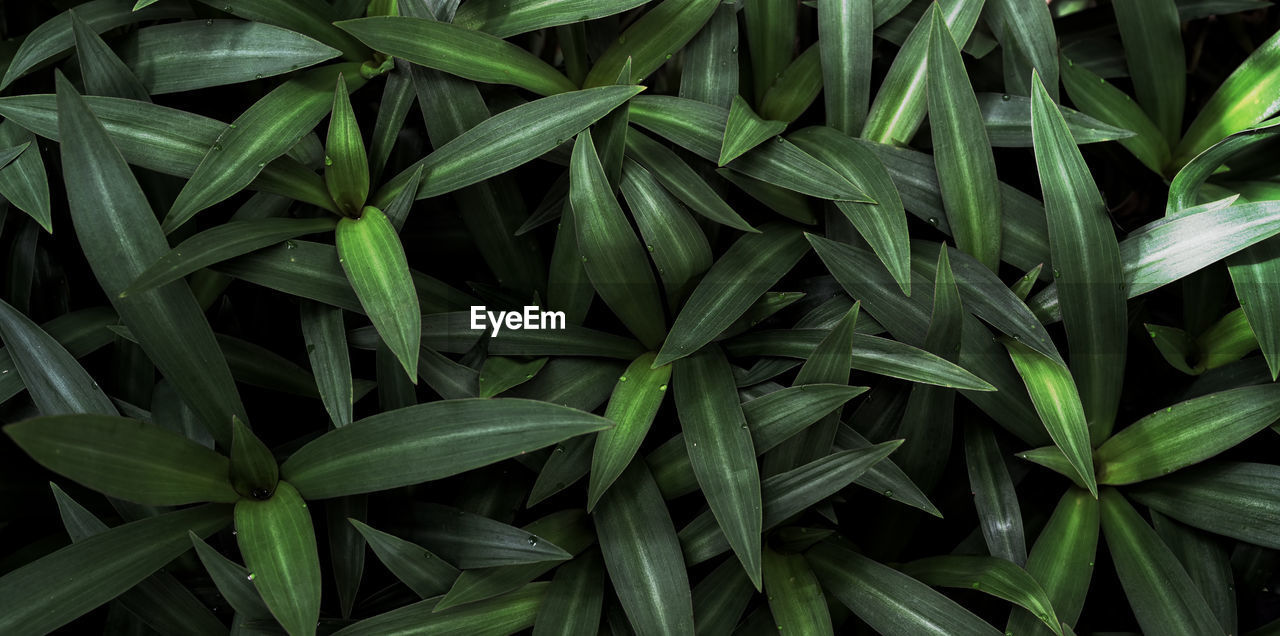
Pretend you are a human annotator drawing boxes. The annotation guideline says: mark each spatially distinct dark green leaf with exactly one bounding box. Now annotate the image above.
[350,519,459,598]
[0,297,116,416]
[583,0,719,88]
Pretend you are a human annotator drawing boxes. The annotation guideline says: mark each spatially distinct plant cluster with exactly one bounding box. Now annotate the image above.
[1,0,1279,634]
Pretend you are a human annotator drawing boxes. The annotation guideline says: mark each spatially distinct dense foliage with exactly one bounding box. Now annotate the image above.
[1,0,1280,634]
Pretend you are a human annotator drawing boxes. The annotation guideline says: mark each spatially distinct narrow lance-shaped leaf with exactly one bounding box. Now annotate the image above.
[0,297,117,416]
[122,20,343,95]
[720,95,786,166]
[1112,0,1185,144]
[900,556,1062,635]
[55,71,246,445]
[1094,384,1280,485]
[0,504,230,635]
[164,63,367,232]
[70,9,151,102]
[744,0,797,104]
[595,461,696,635]
[570,130,667,349]
[588,352,671,510]
[583,0,720,88]
[1031,70,1126,440]
[1006,488,1098,636]
[678,3,739,109]
[965,421,1027,566]
[657,223,809,366]
[819,0,873,134]
[454,0,651,38]
[337,17,576,96]
[326,74,369,216]
[1174,28,1280,167]
[189,532,273,620]
[673,347,763,588]
[337,205,420,380]
[1099,488,1225,636]
[927,8,1001,270]
[1004,340,1097,496]
[282,398,613,498]
[0,121,53,233]
[986,0,1057,99]
[1060,54,1170,174]
[532,548,605,636]
[349,519,459,598]
[235,482,322,636]
[374,85,644,207]
[5,414,239,505]
[764,547,833,636]
[1129,461,1280,551]
[230,416,279,499]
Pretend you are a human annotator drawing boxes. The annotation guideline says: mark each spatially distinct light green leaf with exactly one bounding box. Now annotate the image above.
[1095,384,1280,484]
[763,547,833,636]
[335,583,548,635]
[758,43,823,122]
[900,556,1062,635]
[1006,488,1097,636]
[1112,0,1185,144]
[326,74,370,216]
[720,95,786,166]
[454,0,650,38]
[1003,340,1097,496]
[235,481,322,636]
[337,206,420,380]
[589,353,671,510]
[583,0,719,88]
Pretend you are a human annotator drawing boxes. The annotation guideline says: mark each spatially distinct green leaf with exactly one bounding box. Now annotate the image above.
[1030,201,1280,322]
[620,159,713,304]
[692,555,757,634]
[282,398,612,498]
[435,510,594,611]
[349,519,459,598]
[0,504,229,635]
[1003,340,1097,496]
[677,3,736,106]
[763,547,833,636]
[789,126,913,295]
[589,353,671,510]
[861,0,986,145]
[808,541,1004,636]
[1099,488,1225,636]
[376,85,644,206]
[624,129,756,231]
[122,20,341,94]
[193,0,370,61]
[300,301,355,427]
[454,0,649,38]
[5,414,238,505]
[1146,322,1200,375]
[758,44,823,122]
[1112,0,1185,144]
[1031,71,1126,439]
[673,347,763,587]
[1061,59,1171,176]
[720,95,787,166]
[901,556,1062,635]
[595,461,695,635]
[985,0,1057,98]
[583,0,719,88]
[744,0,797,104]
[337,205,420,380]
[570,130,667,349]
[230,416,279,498]
[0,307,118,405]
[979,93,1136,148]
[165,63,366,232]
[927,7,1001,270]
[656,223,809,366]
[235,481,322,636]
[964,422,1027,565]
[325,74,369,216]
[478,356,547,398]
[0,122,52,232]
[681,441,901,566]
[1006,488,1098,636]
[190,532,273,620]
[0,93,334,211]
[1150,511,1238,635]
[0,297,116,416]
[1095,384,1280,484]
[49,485,227,636]
[1194,306,1259,370]
[337,17,575,96]
[533,548,605,636]
[627,96,872,201]
[69,9,150,101]
[0,0,186,90]
[55,71,246,445]
[818,0,872,134]
[650,383,869,499]
[1173,25,1280,166]
[414,502,572,568]
[1131,461,1280,550]
[123,217,337,296]
[335,583,549,635]
[834,423,942,517]
[1011,263,1043,301]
